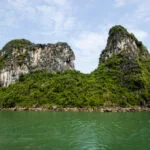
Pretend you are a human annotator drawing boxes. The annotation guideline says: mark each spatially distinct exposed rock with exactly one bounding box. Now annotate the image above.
[1,107,150,112]
[97,25,150,91]
[0,39,75,86]
[100,25,149,63]
[52,106,57,110]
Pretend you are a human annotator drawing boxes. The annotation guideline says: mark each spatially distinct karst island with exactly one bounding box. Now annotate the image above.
[0,25,150,112]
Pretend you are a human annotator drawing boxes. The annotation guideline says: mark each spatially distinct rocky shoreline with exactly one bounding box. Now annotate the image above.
[0,107,150,112]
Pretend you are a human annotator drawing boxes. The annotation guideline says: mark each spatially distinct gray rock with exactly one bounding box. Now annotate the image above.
[52,106,57,109]
[0,41,75,87]
[99,25,149,64]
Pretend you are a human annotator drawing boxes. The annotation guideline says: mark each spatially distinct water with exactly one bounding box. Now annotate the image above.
[0,112,150,150]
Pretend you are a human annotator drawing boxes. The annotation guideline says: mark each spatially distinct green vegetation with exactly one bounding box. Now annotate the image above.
[109,26,149,54]
[94,53,150,107]
[99,25,149,64]
[1,39,32,55]
[0,26,150,108]
[2,39,32,49]
[109,25,128,36]
[0,39,32,69]
[0,53,150,108]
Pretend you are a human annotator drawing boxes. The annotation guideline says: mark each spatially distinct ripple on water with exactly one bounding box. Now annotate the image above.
[0,112,150,150]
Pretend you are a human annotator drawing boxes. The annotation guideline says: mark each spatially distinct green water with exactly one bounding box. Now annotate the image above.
[0,112,150,150]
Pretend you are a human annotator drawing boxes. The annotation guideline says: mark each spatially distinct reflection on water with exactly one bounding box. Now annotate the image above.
[0,112,150,150]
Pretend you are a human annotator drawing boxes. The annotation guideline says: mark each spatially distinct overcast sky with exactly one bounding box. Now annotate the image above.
[0,0,150,73]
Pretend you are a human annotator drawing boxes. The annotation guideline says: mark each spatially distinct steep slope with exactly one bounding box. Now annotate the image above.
[0,39,75,87]
[94,25,150,106]
[100,25,149,63]
[0,25,150,108]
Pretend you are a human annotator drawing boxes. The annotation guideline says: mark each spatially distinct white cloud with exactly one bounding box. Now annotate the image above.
[72,32,106,52]
[71,31,107,73]
[114,0,140,7]
[114,0,150,45]
[85,0,97,8]
[115,0,126,7]
[7,0,30,10]
[1,0,150,73]
[129,29,148,41]
[115,0,150,23]
[35,4,75,34]
[44,0,68,6]
[1,0,75,34]
[135,0,150,22]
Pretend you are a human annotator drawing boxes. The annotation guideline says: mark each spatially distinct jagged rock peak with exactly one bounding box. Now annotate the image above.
[100,25,149,63]
[0,39,75,87]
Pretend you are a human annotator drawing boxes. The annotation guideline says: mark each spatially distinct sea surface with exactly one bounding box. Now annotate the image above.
[0,111,150,150]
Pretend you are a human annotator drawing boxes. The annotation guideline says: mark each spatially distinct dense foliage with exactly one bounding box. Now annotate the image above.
[0,53,150,108]
[0,26,150,108]
[0,39,32,69]
[1,39,32,51]
[109,25,128,36]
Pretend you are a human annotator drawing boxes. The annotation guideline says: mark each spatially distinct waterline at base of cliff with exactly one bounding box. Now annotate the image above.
[1,106,150,112]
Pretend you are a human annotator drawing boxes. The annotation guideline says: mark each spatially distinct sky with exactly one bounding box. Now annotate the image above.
[0,0,150,73]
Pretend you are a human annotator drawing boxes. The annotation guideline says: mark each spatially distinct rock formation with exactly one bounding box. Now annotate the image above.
[0,39,75,87]
[0,25,150,108]
[99,25,149,63]
[97,25,150,92]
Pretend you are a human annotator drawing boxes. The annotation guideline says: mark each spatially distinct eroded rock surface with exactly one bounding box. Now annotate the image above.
[0,40,75,86]
[100,25,149,63]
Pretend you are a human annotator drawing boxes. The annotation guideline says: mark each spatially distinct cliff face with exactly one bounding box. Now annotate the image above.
[99,25,149,63]
[0,25,150,108]
[0,39,75,87]
[96,25,150,93]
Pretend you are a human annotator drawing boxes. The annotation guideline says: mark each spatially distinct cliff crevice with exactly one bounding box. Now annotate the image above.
[0,40,75,86]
